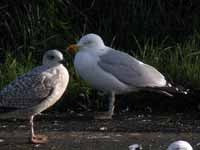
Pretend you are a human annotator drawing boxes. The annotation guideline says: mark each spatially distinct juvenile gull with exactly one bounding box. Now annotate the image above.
[67,33,186,119]
[0,50,69,143]
[167,140,193,150]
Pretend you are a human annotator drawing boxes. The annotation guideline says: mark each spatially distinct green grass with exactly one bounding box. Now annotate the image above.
[130,34,200,89]
[1,36,200,112]
[0,51,35,89]
[4,37,199,91]
[1,0,200,111]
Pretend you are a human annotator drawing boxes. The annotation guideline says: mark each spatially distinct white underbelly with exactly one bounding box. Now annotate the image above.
[74,52,134,94]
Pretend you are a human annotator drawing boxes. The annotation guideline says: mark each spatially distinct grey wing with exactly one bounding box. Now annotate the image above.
[98,48,166,87]
[0,71,54,109]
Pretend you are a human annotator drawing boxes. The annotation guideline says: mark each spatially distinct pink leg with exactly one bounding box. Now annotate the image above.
[30,115,48,144]
[94,92,115,120]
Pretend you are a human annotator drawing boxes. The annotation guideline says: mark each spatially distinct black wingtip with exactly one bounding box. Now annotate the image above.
[166,82,189,95]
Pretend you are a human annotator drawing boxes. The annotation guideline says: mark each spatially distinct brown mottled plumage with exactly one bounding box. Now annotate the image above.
[0,50,69,144]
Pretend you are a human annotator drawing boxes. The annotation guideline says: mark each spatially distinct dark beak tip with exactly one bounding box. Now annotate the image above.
[59,60,67,64]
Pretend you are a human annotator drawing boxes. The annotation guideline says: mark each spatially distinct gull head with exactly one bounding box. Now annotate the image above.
[43,49,64,65]
[67,33,105,53]
[128,144,143,150]
[167,140,193,150]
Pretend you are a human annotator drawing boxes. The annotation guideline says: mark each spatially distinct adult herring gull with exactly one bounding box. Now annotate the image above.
[0,50,69,143]
[67,33,186,119]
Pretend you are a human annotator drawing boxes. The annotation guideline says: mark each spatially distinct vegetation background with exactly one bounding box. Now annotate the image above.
[0,0,200,113]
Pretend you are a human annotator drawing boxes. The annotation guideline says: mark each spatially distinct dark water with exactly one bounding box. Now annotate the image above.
[0,112,200,150]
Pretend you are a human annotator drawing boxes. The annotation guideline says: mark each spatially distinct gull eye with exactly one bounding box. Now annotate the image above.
[47,55,55,60]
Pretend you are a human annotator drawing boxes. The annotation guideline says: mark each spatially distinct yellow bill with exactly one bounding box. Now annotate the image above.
[66,44,79,54]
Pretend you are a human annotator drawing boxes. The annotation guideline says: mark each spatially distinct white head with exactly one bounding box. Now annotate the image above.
[128,144,143,150]
[42,49,64,65]
[77,33,105,50]
[167,140,193,150]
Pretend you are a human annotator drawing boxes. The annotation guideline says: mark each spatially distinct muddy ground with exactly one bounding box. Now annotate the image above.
[0,112,200,150]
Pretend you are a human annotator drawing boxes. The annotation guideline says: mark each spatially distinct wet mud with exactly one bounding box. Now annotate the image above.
[0,112,200,150]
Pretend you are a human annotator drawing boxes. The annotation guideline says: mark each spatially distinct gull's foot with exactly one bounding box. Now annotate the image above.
[30,134,48,144]
[94,111,113,120]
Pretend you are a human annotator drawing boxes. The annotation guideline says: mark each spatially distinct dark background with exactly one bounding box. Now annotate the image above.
[0,0,200,114]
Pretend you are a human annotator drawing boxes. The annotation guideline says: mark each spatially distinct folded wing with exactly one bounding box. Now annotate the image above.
[98,48,166,88]
[0,66,55,109]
